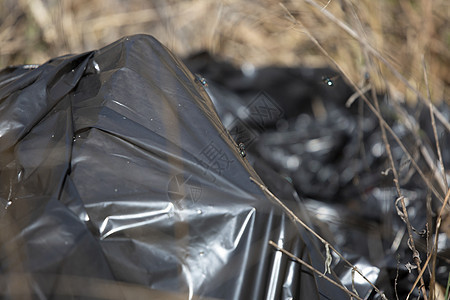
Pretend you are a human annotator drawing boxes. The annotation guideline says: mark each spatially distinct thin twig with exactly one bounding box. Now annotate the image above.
[346,85,371,108]
[406,190,450,299]
[425,222,435,300]
[445,272,450,300]
[371,82,427,299]
[278,4,448,298]
[279,3,445,204]
[250,176,388,299]
[351,268,360,298]
[398,196,428,300]
[269,240,363,300]
[394,254,400,300]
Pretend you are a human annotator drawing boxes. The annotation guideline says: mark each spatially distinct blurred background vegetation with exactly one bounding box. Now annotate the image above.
[0,0,448,103]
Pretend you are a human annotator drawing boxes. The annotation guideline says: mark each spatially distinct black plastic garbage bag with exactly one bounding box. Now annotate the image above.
[0,35,349,299]
[184,51,450,300]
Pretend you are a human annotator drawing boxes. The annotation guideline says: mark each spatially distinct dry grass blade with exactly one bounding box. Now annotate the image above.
[82,9,159,33]
[445,273,450,300]
[423,57,448,194]
[269,240,363,300]
[21,0,58,45]
[250,177,388,299]
[279,3,445,205]
[2,0,448,98]
[302,0,450,133]
[278,3,449,298]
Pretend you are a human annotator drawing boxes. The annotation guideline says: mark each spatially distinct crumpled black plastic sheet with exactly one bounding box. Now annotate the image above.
[184,52,450,299]
[0,35,353,299]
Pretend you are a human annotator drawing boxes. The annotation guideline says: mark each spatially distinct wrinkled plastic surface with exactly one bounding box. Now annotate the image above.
[185,52,450,300]
[0,35,352,299]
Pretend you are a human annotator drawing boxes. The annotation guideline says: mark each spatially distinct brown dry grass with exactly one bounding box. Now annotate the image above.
[0,0,448,104]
